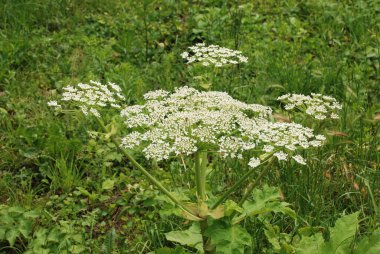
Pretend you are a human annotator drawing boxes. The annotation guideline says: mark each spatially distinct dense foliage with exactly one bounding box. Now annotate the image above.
[0,0,379,253]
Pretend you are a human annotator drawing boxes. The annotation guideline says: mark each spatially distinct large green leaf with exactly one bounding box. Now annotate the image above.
[264,222,294,253]
[205,222,251,254]
[101,179,115,190]
[224,200,243,216]
[18,219,33,238]
[328,212,359,253]
[5,228,20,247]
[296,212,359,254]
[296,233,325,254]
[234,185,295,223]
[165,223,204,253]
[354,230,380,254]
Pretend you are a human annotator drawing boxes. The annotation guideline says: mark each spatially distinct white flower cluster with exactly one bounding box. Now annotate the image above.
[277,93,342,120]
[47,80,125,117]
[181,43,248,67]
[120,87,324,167]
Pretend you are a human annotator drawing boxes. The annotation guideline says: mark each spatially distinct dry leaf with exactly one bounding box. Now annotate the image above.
[327,131,348,137]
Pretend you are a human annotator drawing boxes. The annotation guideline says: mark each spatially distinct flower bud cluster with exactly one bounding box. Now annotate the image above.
[48,80,125,117]
[277,93,341,120]
[121,87,324,167]
[181,43,248,67]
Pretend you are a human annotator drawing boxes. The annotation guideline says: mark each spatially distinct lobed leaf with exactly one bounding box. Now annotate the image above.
[165,223,204,253]
[204,222,251,254]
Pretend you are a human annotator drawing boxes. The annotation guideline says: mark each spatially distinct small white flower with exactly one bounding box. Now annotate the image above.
[274,151,288,161]
[285,144,297,151]
[50,81,125,117]
[315,114,326,120]
[108,82,122,92]
[111,103,121,108]
[285,104,295,110]
[47,100,61,108]
[80,105,88,115]
[121,132,142,149]
[278,93,341,120]
[263,145,274,152]
[292,155,306,165]
[143,90,170,100]
[248,157,261,168]
[315,135,326,141]
[89,108,100,118]
[143,141,171,161]
[181,43,248,67]
[181,52,189,59]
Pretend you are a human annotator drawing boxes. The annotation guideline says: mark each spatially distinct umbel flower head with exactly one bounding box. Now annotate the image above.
[181,43,248,67]
[277,93,342,120]
[47,80,125,117]
[120,87,325,167]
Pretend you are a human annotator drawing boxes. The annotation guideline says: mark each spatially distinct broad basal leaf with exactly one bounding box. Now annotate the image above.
[204,222,251,254]
[354,230,380,254]
[165,223,203,253]
[5,228,19,247]
[296,212,359,254]
[296,233,325,254]
[328,212,359,254]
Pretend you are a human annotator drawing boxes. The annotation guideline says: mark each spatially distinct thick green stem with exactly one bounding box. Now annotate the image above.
[195,151,207,201]
[211,156,273,210]
[96,118,200,220]
[195,151,211,253]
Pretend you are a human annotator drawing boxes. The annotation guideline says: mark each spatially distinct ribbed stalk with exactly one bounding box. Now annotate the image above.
[195,151,207,201]
[238,160,273,206]
[195,151,211,253]
[96,118,200,220]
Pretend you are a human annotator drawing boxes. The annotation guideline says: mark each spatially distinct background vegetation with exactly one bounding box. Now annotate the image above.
[0,0,379,253]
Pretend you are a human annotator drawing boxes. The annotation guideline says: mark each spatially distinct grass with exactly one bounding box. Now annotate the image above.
[0,0,379,253]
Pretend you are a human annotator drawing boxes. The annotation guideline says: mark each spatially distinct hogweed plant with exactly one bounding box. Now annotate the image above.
[181,43,248,90]
[277,93,342,120]
[48,81,342,253]
[47,80,126,117]
[181,43,248,67]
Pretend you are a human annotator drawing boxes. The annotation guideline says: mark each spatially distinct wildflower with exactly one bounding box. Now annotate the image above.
[274,151,288,161]
[315,135,326,141]
[292,155,306,165]
[277,93,341,120]
[89,108,101,118]
[120,87,323,165]
[121,132,142,149]
[248,157,261,168]
[263,145,274,152]
[47,80,125,117]
[181,43,248,67]
[47,100,61,108]
[80,105,88,115]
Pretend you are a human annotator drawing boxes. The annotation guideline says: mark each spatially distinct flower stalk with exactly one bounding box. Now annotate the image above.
[211,155,273,210]
[195,151,211,253]
[238,158,274,206]
[195,151,208,202]
[96,117,200,220]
